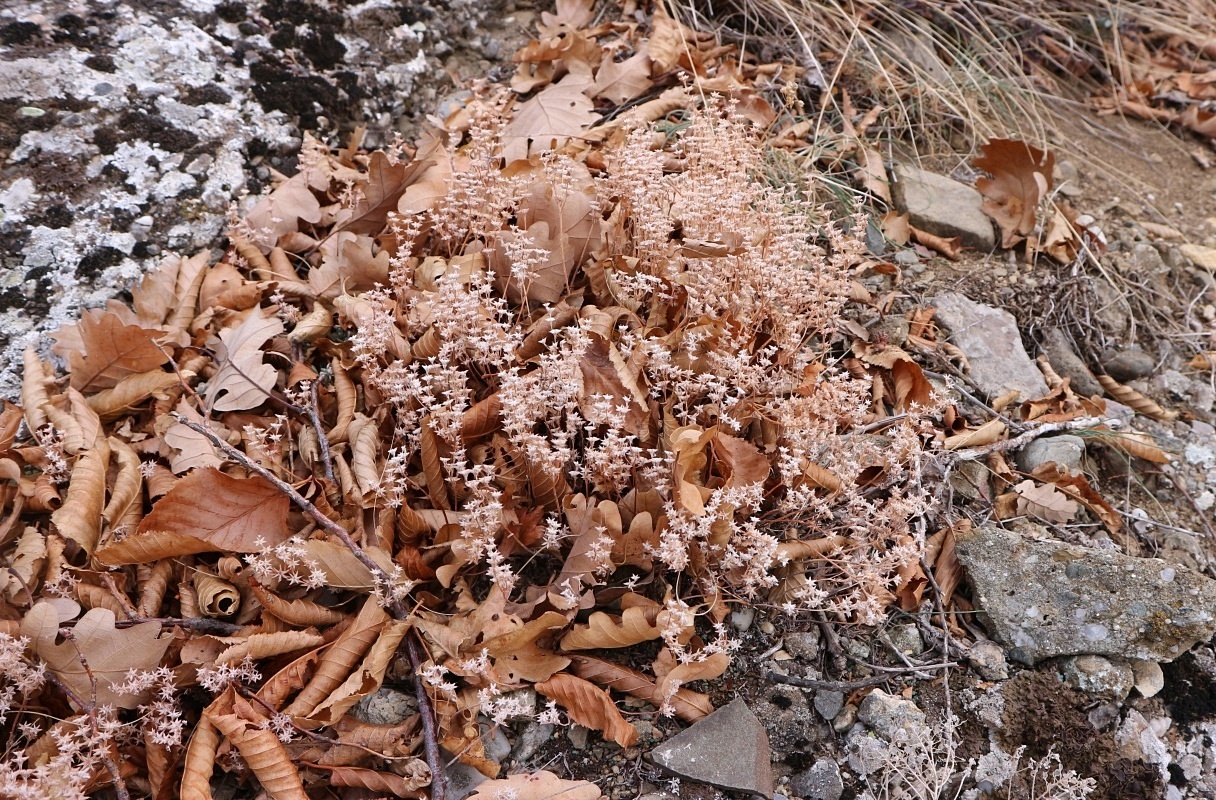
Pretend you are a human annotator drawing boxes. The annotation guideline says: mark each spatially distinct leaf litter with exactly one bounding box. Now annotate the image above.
[0,1,1186,798]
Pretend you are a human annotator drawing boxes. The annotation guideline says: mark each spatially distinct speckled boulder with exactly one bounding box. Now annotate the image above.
[956,525,1216,665]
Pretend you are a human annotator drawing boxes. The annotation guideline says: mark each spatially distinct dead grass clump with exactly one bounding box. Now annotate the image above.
[677,0,1216,154]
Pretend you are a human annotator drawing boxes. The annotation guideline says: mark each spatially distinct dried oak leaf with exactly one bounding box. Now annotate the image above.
[245,170,323,249]
[125,467,290,555]
[205,308,285,412]
[973,139,1054,248]
[539,0,596,34]
[1013,479,1077,524]
[338,149,432,235]
[21,602,171,709]
[63,311,169,392]
[469,772,600,800]
[132,250,209,329]
[501,75,599,164]
[590,52,654,105]
[535,672,639,747]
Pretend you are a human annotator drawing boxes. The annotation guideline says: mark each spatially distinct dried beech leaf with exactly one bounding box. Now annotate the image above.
[309,619,411,724]
[534,672,638,747]
[568,654,712,722]
[51,437,110,559]
[21,603,170,708]
[286,596,388,717]
[180,718,219,800]
[136,468,291,552]
[561,607,663,650]
[652,651,729,710]
[313,764,429,797]
[216,631,324,664]
[207,687,308,800]
[468,771,600,800]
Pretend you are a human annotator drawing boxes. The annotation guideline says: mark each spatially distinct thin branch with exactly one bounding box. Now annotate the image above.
[947,416,1113,461]
[308,377,336,483]
[408,633,446,800]
[169,412,450,795]
[170,413,393,603]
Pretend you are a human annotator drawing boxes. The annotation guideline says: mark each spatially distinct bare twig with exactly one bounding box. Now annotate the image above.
[308,377,336,483]
[948,416,1113,462]
[168,413,451,795]
[408,633,446,800]
[57,633,131,800]
[170,414,392,598]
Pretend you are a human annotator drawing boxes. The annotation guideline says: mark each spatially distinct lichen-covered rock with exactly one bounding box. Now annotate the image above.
[956,525,1216,664]
[0,0,521,398]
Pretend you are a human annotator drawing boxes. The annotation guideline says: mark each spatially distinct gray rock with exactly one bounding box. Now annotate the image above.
[784,630,821,662]
[967,640,1009,681]
[1102,347,1156,382]
[1154,369,1216,412]
[483,724,512,763]
[649,698,775,798]
[891,165,996,251]
[813,690,845,721]
[1016,435,1085,473]
[1131,659,1165,698]
[857,690,926,741]
[885,623,924,657]
[443,750,488,800]
[731,606,756,632]
[752,685,823,753]
[568,724,590,750]
[510,722,554,763]
[352,688,416,726]
[791,759,844,800]
[955,524,1216,664]
[1123,243,1168,275]
[1041,328,1102,397]
[932,293,1049,401]
[1059,654,1134,699]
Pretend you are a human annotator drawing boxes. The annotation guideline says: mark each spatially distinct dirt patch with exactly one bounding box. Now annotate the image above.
[1001,670,1163,799]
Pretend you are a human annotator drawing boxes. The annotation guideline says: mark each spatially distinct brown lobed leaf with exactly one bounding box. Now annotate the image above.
[204,308,284,413]
[974,139,1054,248]
[1013,479,1078,524]
[64,311,169,392]
[469,771,600,800]
[22,603,171,708]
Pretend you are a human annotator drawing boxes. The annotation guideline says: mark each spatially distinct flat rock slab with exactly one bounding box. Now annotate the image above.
[932,293,1049,401]
[648,698,774,798]
[891,164,996,251]
[956,525,1216,665]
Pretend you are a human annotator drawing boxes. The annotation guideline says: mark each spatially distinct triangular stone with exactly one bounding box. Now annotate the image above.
[648,698,774,798]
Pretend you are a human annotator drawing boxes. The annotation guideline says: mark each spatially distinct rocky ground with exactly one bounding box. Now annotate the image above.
[4,2,1216,800]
